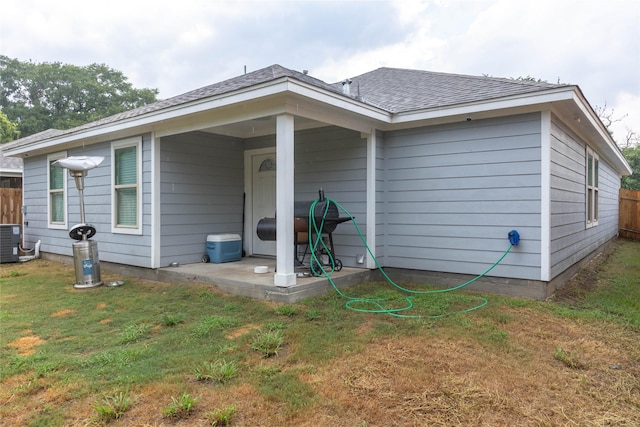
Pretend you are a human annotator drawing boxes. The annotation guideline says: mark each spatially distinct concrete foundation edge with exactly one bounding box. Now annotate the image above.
[39,238,617,303]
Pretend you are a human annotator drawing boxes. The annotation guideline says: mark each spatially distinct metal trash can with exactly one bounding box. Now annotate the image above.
[72,239,102,289]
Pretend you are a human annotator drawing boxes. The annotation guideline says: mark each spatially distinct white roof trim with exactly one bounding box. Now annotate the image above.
[3,77,390,157]
[389,87,576,125]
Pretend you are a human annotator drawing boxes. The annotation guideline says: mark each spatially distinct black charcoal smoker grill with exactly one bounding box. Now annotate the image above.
[54,156,104,289]
[256,189,351,272]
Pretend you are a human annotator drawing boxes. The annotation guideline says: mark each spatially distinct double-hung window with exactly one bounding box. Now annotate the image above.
[112,137,142,234]
[586,147,599,227]
[48,152,67,229]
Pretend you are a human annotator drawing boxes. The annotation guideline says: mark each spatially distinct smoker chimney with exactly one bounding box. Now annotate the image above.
[342,79,352,95]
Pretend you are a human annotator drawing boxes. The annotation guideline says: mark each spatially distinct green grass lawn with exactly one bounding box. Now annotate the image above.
[1,238,639,426]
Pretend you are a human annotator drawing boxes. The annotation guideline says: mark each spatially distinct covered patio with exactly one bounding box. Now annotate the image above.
[151,257,371,303]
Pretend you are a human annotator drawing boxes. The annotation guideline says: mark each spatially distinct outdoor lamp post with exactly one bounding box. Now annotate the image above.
[54,156,105,289]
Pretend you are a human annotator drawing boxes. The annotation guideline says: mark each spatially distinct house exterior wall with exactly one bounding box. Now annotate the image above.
[381,113,543,281]
[245,126,368,267]
[293,127,368,266]
[159,132,244,266]
[22,134,154,267]
[549,116,620,279]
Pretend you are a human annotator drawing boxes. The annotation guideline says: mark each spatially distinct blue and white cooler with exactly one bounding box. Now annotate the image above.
[206,233,242,263]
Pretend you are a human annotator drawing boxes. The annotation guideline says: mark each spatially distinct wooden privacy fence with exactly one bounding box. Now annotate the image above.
[0,188,22,225]
[619,189,640,240]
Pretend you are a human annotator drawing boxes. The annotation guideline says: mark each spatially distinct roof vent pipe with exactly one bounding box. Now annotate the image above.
[342,79,352,96]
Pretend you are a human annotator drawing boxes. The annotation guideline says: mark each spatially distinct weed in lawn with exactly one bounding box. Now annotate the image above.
[93,390,136,422]
[304,308,321,321]
[554,347,586,369]
[251,329,284,358]
[274,304,300,316]
[161,312,185,326]
[265,321,285,331]
[33,357,62,378]
[193,359,238,384]
[193,315,237,337]
[120,323,152,344]
[206,404,238,426]
[161,391,199,419]
[7,270,25,277]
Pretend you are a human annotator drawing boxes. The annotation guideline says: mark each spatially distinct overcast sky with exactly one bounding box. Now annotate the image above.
[1,0,639,144]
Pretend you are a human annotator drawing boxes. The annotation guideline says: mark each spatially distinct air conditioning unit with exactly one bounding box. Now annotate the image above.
[0,224,21,264]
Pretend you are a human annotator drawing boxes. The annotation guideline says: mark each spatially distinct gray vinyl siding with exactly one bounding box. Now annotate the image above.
[21,134,154,267]
[23,155,70,256]
[294,127,367,267]
[246,126,368,267]
[383,113,543,280]
[549,118,620,278]
[160,132,244,266]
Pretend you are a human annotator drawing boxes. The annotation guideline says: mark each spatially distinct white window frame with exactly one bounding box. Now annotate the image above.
[47,151,68,229]
[586,147,599,228]
[111,136,143,235]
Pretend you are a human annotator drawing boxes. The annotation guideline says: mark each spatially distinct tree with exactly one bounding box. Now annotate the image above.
[594,103,639,189]
[0,110,19,143]
[621,145,640,190]
[0,55,159,138]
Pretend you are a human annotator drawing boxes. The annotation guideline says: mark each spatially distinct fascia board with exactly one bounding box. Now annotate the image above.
[389,88,576,126]
[285,81,390,122]
[570,91,632,175]
[0,168,23,175]
[5,78,389,156]
[4,81,293,156]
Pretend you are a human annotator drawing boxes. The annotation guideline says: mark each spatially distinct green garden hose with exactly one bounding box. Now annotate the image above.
[307,197,515,318]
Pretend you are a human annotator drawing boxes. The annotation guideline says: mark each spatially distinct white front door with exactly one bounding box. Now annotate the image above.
[252,152,277,256]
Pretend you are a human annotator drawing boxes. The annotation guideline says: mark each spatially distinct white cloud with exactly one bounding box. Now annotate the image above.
[1,0,638,134]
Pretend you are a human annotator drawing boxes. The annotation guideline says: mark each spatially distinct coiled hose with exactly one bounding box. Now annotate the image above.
[307,197,515,318]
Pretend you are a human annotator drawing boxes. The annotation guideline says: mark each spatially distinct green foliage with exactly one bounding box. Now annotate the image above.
[304,308,322,321]
[193,315,236,337]
[193,359,238,384]
[161,312,185,326]
[206,405,238,426]
[93,391,135,422]
[0,110,19,142]
[554,347,585,369]
[0,55,158,138]
[120,323,152,344]
[621,145,640,190]
[274,304,300,316]
[161,392,199,418]
[250,329,284,358]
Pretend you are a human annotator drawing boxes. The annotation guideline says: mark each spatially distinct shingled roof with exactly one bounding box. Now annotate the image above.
[3,64,568,149]
[332,67,567,113]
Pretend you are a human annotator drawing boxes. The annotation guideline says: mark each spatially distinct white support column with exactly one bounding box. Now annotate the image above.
[540,111,551,281]
[274,114,296,287]
[366,131,377,269]
[150,133,161,268]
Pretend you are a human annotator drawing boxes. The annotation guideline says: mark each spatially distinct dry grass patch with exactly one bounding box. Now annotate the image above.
[50,308,77,317]
[303,318,640,426]
[8,335,46,356]
[225,323,261,340]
